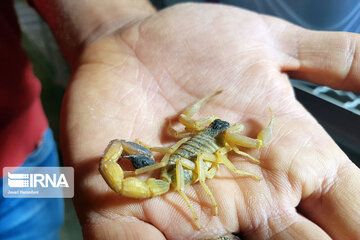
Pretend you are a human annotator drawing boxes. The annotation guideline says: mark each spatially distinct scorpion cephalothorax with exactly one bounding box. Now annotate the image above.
[99,90,274,228]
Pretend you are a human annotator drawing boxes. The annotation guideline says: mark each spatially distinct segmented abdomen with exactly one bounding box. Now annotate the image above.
[170,133,220,162]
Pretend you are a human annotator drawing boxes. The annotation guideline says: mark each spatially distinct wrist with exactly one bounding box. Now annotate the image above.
[31,0,156,67]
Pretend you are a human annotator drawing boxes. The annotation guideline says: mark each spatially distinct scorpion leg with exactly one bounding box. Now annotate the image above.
[206,163,219,179]
[129,153,170,176]
[149,146,170,153]
[167,118,194,139]
[176,159,200,229]
[135,139,181,154]
[178,90,222,131]
[231,146,260,164]
[225,109,274,149]
[215,147,261,181]
[149,137,191,154]
[196,152,219,215]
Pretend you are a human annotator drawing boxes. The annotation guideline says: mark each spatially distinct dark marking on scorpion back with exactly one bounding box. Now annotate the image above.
[203,119,230,138]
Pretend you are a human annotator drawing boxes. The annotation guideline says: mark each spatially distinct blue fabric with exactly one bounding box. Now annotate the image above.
[0,129,64,240]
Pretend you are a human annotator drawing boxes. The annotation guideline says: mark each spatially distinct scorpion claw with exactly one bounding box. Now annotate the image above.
[225,109,274,149]
[257,108,274,147]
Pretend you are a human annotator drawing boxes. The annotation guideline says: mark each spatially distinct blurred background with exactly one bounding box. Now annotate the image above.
[14,1,79,239]
[14,0,360,239]
[13,1,168,239]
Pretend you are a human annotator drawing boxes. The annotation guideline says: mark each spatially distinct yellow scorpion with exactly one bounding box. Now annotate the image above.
[99,90,274,228]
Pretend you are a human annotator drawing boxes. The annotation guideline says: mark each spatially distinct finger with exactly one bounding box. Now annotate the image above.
[242,212,331,240]
[298,161,360,239]
[279,26,360,91]
[82,220,166,240]
[269,217,331,240]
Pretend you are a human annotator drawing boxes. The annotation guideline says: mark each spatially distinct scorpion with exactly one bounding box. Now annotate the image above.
[99,90,274,228]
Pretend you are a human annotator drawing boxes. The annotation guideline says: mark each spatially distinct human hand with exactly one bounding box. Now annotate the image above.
[59,3,360,239]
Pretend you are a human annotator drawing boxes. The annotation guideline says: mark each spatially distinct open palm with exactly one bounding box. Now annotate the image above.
[61,3,360,240]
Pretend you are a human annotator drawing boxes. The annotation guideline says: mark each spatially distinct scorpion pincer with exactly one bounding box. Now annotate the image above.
[99,90,274,228]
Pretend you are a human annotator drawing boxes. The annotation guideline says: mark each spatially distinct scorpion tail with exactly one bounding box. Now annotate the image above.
[100,162,170,198]
[122,177,170,198]
[99,140,170,198]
